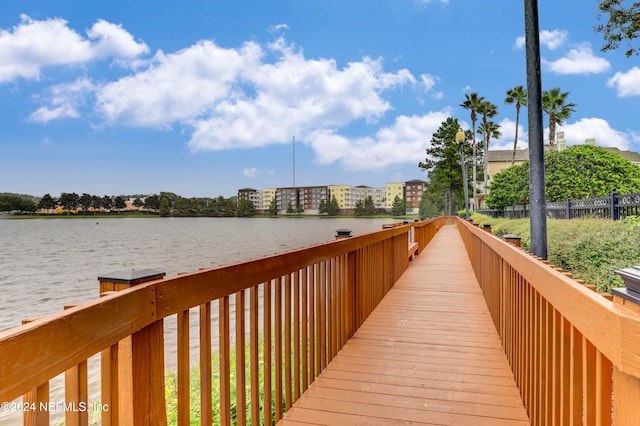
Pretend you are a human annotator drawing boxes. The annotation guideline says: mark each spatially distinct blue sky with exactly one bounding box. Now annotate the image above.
[1,0,638,198]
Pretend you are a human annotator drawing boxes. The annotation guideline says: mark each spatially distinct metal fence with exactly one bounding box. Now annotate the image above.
[479,191,640,220]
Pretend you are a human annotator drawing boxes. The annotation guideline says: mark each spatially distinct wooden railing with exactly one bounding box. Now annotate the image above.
[457,217,640,425]
[0,217,444,425]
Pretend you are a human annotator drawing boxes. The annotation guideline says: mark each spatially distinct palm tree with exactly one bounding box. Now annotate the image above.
[504,85,528,165]
[477,100,498,191]
[460,92,485,207]
[542,88,576,149]
[477,121,502,189]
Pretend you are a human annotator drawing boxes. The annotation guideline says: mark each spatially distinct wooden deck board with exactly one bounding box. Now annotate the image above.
[279,224,529,425]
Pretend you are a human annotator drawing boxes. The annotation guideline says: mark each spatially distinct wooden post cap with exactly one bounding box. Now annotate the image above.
[612,266,640,305]
[503,234,522,247]
[98,268,166,285]
[335,229,352,239]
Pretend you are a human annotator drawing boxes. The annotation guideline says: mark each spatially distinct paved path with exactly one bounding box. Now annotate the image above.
[279,224,529,425]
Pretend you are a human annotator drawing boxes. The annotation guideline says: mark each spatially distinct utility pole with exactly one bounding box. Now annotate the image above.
[524,0,548,259]
[292,136,296,188]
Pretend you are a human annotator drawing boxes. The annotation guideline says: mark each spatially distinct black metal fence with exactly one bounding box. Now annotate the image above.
[479,191,640,220]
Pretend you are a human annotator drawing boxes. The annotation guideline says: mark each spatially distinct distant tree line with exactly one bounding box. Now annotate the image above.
[158,192,251,217]
[32,192,160,215]
[0,193,38,213]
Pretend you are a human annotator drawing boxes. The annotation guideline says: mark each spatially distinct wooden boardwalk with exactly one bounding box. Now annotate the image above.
[279,224,529,425]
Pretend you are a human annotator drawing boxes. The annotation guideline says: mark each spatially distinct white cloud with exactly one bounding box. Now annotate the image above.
[268,24,289,34]
[515,29,568,50]
[0,15,148,83]
[87,19,149,59]
[559,118,631,150]
[607,67,640,97]
[306,110,451,171]
[29,78,94,123]
[420,73,437,92]
[29,105,80,123]
[544,45,610,75]
[187,41,415,151]
[96,40,263,127]
[242,167,258,177]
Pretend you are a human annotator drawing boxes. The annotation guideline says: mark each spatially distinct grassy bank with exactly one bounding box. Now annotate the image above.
[471,213,640,292]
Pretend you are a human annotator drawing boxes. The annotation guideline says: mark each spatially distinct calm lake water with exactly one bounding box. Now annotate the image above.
[0,216,392,332]
[0,216,394,424]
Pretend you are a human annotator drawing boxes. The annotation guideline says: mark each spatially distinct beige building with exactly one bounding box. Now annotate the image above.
[385,182,405,209]
[262,188,276,210]
[328,185,355,209]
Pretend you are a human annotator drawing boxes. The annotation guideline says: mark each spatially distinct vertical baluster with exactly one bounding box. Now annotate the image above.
[263,281,272,426]
[284,275,292,412]
[595,350,612,425]
[274,278,283,422]
[293,270,301,400]
[301,267,309,392]
[177,309,190,426]
[309,266,316,383]
[63,305,88,426]
[569,326,583,425]
[101,341,119,426]
[219,297,231,426]
[583,337,596,426]
[249,287,260,426]
[235,290,246,425]
[200,303,212,426]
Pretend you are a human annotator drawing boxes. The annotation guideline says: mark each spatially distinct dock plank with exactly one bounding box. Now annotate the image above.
[279,224,529,425]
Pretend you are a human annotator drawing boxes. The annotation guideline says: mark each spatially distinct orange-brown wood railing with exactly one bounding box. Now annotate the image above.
[457,217,640,426]
[0,217,443,426]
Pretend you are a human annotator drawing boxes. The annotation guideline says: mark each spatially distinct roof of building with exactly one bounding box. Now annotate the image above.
[488,145,640,164]
[487,149,529,162]
[603,147,640,163]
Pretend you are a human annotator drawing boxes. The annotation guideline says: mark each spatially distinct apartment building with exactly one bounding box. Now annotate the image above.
[276,186,329,211]
[238,180,425,214]
[328,185,354,209]
[237,188,262,207]
[385,182,405,209]
[405,180,427,210]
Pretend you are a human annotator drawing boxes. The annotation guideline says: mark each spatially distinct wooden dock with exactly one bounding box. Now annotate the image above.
[279,224,530,425]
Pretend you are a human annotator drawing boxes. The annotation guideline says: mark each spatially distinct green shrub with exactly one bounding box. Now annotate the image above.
[471,214,640,292]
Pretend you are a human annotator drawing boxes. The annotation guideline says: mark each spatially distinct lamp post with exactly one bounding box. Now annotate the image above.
[456,128,470,220]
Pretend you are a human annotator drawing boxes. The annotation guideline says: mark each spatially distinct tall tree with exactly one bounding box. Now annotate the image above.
[114,196,126,212]
[37,193,57,214]
[504,85,528,165]
[268,197,279,215]
[542,88,576,148]
[79,193,93,213]
[59,192,79,214]
[477,120,502,190]
[391,195,407,216]
[419,117,472,216]
[477,100,498,192]
[596,0,640,57]
[460,93,484,207]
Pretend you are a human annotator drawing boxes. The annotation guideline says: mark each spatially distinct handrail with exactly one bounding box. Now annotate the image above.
[456,217,640,425]
[0,217,444,425]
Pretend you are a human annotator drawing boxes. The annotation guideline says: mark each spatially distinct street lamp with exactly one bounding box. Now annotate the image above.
[456,128,470,220]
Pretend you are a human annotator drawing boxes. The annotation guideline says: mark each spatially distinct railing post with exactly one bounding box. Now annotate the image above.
[566,196,572,220]
[21,318,49,426]
[98,269,166,426]
[611,266,640,424]
[611,189,619,220]
[503,234,522,248]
